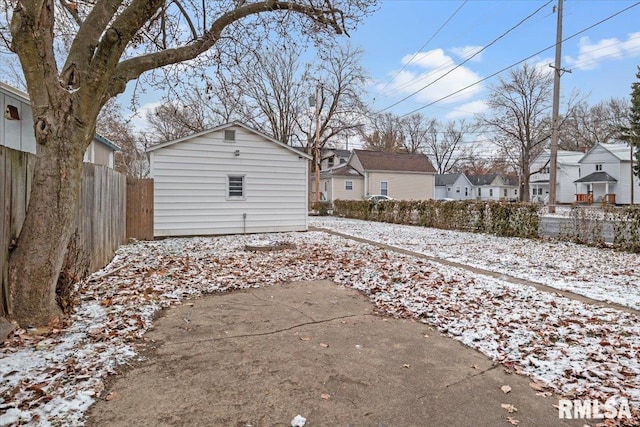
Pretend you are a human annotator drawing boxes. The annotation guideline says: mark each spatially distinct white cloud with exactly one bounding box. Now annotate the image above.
[565,33,640,70]
[450,45,484,62]
[401,49,453,69]
[445,100,489,119]
[379,48,483,105]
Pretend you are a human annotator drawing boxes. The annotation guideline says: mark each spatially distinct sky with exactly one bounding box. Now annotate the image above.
[2,0,638,135]
[350,0,640,122]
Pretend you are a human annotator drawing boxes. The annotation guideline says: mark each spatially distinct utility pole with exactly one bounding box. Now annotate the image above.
[314,84,322,206]
[548,0,570,213]
[631,144,635,205]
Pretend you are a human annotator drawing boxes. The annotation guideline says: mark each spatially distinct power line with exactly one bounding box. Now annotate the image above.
[375,0,551,99]
[400,1,640,118]
[375,0,468,98]
[378,0,553,114]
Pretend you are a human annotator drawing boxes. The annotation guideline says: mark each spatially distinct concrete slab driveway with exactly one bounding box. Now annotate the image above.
[87,281,580,426]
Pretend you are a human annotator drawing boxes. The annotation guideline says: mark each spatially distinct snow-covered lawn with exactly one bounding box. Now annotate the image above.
[312,216,640,311]
[1,230,639,425]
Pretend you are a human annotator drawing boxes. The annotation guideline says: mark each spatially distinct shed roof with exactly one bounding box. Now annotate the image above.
[147,121,312,159]
[352,150,436,173]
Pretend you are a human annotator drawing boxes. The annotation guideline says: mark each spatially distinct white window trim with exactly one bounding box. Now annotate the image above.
[345,180,353,190]
[226,174,246,200]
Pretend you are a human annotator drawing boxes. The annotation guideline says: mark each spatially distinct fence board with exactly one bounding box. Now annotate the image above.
[1,145,129,316]
[126,178,154,241]
[0,148,9,317]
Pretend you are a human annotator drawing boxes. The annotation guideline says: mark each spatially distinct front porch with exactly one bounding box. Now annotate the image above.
[574,172,618,205]
[574,193,616,204]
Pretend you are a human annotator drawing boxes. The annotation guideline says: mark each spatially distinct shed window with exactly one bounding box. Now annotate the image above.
[504,189,508,197]
[447,187,451,193]
[455,186,460,193]
[345,180,353,190]
[227,175,245,199]
[380,181,388,196]
[489,189,493,197]
[465,187,468,196]
[224,129,236,142]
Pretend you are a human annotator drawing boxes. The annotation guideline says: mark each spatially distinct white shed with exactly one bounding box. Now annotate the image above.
[148,122,311,237]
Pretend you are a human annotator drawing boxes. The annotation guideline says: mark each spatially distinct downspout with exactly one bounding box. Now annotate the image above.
[243,213,247,234]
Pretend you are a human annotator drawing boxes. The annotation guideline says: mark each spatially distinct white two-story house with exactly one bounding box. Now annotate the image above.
[574,142,640,205]
[529,149,583,204]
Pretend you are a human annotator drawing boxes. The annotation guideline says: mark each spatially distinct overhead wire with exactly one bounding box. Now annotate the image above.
[374,0,468,98]
[378,0,554,114]
[398,1,640,118]
[374,0,547,99]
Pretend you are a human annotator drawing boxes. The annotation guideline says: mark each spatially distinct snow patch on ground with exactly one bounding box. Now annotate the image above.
[311,216,640,310]
[1,229,639,425]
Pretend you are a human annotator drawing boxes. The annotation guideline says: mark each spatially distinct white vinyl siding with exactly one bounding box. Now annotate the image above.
[151,125,308,236]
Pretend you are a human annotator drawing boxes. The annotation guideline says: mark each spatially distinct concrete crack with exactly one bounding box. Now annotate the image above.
[248,289,317,322]
[167,313,374,346]
[415,364,500,400]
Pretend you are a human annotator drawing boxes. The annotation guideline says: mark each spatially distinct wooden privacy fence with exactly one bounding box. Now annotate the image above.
[0,145,131,317]
[126,177,154,241]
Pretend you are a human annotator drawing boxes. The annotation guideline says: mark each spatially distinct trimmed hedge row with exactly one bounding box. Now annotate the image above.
[332,199,540,239]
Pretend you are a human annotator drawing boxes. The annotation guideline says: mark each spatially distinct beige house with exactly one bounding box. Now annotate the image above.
[320,149,436,202]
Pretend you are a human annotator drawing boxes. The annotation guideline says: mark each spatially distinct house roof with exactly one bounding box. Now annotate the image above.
[352,149,436,173]
[533,148,584,166]
[581,142,632,162]
[435,173,461,186]
[0,82,29,101]
[467,174,496,186]
[147,121,312,159]
[322,148,351,159]
[94,134,121,151]
[468,174,519,187]
[574,171,618,183]
[321,165,363,178]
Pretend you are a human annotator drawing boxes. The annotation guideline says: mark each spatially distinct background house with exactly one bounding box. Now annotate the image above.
[320,164,363,202]
[529,149,583,204]
[320,148,351,170]
[468,174,519,201]
[148,121,311,237]
[574,142,640,205]
[1,82,119,167]
[349,149,436,200]
[435,173,474,200]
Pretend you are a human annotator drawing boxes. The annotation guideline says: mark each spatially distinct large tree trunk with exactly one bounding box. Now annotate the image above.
[8,103,89,327]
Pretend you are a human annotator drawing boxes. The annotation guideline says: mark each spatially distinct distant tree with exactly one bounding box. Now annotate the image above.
[400,113,435,154]
[146,101,209,143]
[97,101,148,178]
[620,67,640,178]
[560,97,629,150]
[425,120,472,174]
[479,64,553,201]
[361,112,405,152]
